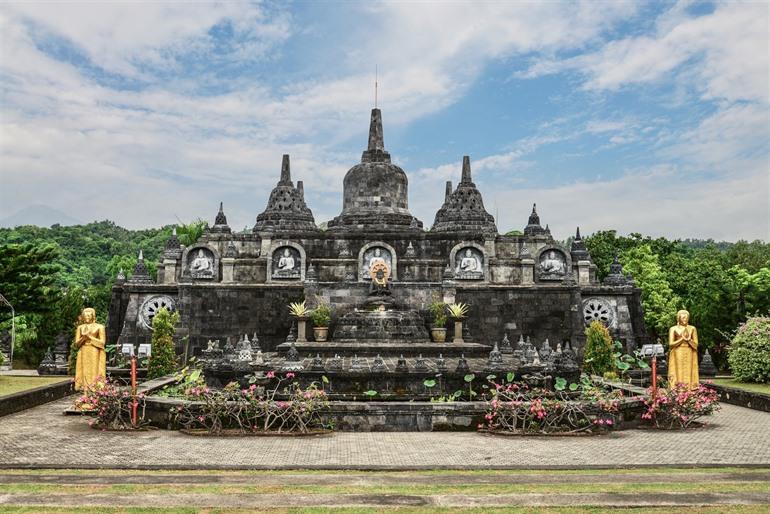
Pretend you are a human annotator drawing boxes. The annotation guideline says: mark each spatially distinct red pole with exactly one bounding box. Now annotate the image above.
[651,355,658,399]
[130,355,138,426]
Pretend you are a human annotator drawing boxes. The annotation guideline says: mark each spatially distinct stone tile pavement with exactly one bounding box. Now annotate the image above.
[0,397,769,469]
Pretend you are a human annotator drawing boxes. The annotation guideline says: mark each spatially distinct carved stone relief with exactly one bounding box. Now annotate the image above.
[187,248,216,279]
[454,247,484,280]
[582,297,616,327]
[140,295,176,330]
[538,249,567,281]
[272,246,302,279]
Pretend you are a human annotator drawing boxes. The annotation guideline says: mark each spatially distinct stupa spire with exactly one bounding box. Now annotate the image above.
[445,181,453,202]
[279,154,292,185]
[461,155,473,183]
[367,108,385,152]
[575,226,582,240]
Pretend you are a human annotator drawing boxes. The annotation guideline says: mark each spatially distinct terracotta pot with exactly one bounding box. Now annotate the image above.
[431,327,447,343]
[313,327,329,342]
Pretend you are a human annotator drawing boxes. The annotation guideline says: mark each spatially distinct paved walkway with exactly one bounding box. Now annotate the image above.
[0,397,769,469]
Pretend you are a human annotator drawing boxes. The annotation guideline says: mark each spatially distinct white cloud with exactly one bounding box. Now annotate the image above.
[523,2,769,105]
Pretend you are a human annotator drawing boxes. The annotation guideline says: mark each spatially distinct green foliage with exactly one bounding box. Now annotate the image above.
[447,302,470,319]
[175,219,208,247]
[504,229,524,236]
[310,302,331,327]
[728,316,770,383]
[147,307,180,379]
[0,243,59,322]
[583,320,614,376]
[428,300,447,327]
[621,245,680,341]
[288,300,309,317]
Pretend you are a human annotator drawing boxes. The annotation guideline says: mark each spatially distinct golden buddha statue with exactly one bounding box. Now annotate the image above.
[74,307,107,391]
[667,309,699,387]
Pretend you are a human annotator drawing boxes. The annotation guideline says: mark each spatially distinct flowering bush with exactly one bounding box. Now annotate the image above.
[642,383,720,429]
[482,380,624,434]
[173,371,330,434]
[74,377,145,430]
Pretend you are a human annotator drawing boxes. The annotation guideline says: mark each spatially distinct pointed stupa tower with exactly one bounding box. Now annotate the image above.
[128,249,153,284]
[327,108,422,232]
[254,154,318,232]
[570,226,591,262]
[209,202,231,234]
[431,156,497,234]
[523,203,548,236]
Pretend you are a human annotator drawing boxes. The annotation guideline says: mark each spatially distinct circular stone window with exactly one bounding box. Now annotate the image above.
[582,298,615,326]
[140,295,176,330]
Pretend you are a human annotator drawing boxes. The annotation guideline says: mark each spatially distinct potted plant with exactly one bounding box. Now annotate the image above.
[429,301,448,342]
[288,300,310,342]
[447,302,470,343]
[310,302,332,342]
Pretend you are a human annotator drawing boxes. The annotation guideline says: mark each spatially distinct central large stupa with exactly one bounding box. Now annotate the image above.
[328,109,423,231]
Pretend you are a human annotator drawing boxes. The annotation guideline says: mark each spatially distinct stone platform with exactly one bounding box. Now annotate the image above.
[275,340,490,357]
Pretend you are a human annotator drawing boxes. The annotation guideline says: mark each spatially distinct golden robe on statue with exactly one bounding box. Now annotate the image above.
[74,308,107,391]
[668,309,699,387]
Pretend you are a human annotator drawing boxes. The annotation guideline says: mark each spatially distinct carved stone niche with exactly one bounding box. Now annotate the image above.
[450,243,485,281]
[359,242,397,281]
[535,246,570,282]
[271,244,303,280]
[184,245,219,280]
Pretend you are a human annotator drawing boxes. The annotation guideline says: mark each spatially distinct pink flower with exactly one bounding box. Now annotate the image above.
[286,372,295,378]
[266,371,275,378]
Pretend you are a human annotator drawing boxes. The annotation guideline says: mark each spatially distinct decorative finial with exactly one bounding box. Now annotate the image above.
[219,201,223,214]
[172,227,177,236]
[297,180,304,201]
[461,156,472,183]
[280,154,291,184]
[532,203,537,214]
[445,181,453,202]
[576,226,581,240]
[375,64,378,109]
[138,249,144,261]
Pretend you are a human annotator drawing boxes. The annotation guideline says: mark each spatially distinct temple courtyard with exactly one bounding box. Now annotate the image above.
[0,397,768,511]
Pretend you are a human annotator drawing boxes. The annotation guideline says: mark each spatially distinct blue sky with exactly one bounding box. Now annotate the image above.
[1,1,767,241]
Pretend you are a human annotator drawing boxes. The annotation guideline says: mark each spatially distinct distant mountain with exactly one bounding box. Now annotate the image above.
[0,205,84,228]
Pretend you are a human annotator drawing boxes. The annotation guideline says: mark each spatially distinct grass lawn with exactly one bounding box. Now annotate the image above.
[0,376,71,397]
[712,378,770,395]
[0,468,768,512]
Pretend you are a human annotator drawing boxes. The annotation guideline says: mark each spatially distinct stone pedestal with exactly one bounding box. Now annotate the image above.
[453,320,465,343]
[577,260,591,285]
[296,316,309,343]
[521,258,535,285]
[221,257,235,284]
[162,259,177,285]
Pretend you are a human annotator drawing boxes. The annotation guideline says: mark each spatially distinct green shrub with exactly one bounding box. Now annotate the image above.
[728,316,770,383]
[310,302,331,327]
[429,301,447,328]
[147,307,180,379]
[583,320,614,376]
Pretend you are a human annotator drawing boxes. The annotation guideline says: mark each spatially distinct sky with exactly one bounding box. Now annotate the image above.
[0,1,768,241]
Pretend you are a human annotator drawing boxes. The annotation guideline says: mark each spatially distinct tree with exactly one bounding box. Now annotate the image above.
[583,320,614,376]
[147,307,180,379]
[0,243,59,322]
[621,245,680,342]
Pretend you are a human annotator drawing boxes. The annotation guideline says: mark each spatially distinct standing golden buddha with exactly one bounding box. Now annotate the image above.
[667,309,699,387]
[74,307,107,391]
